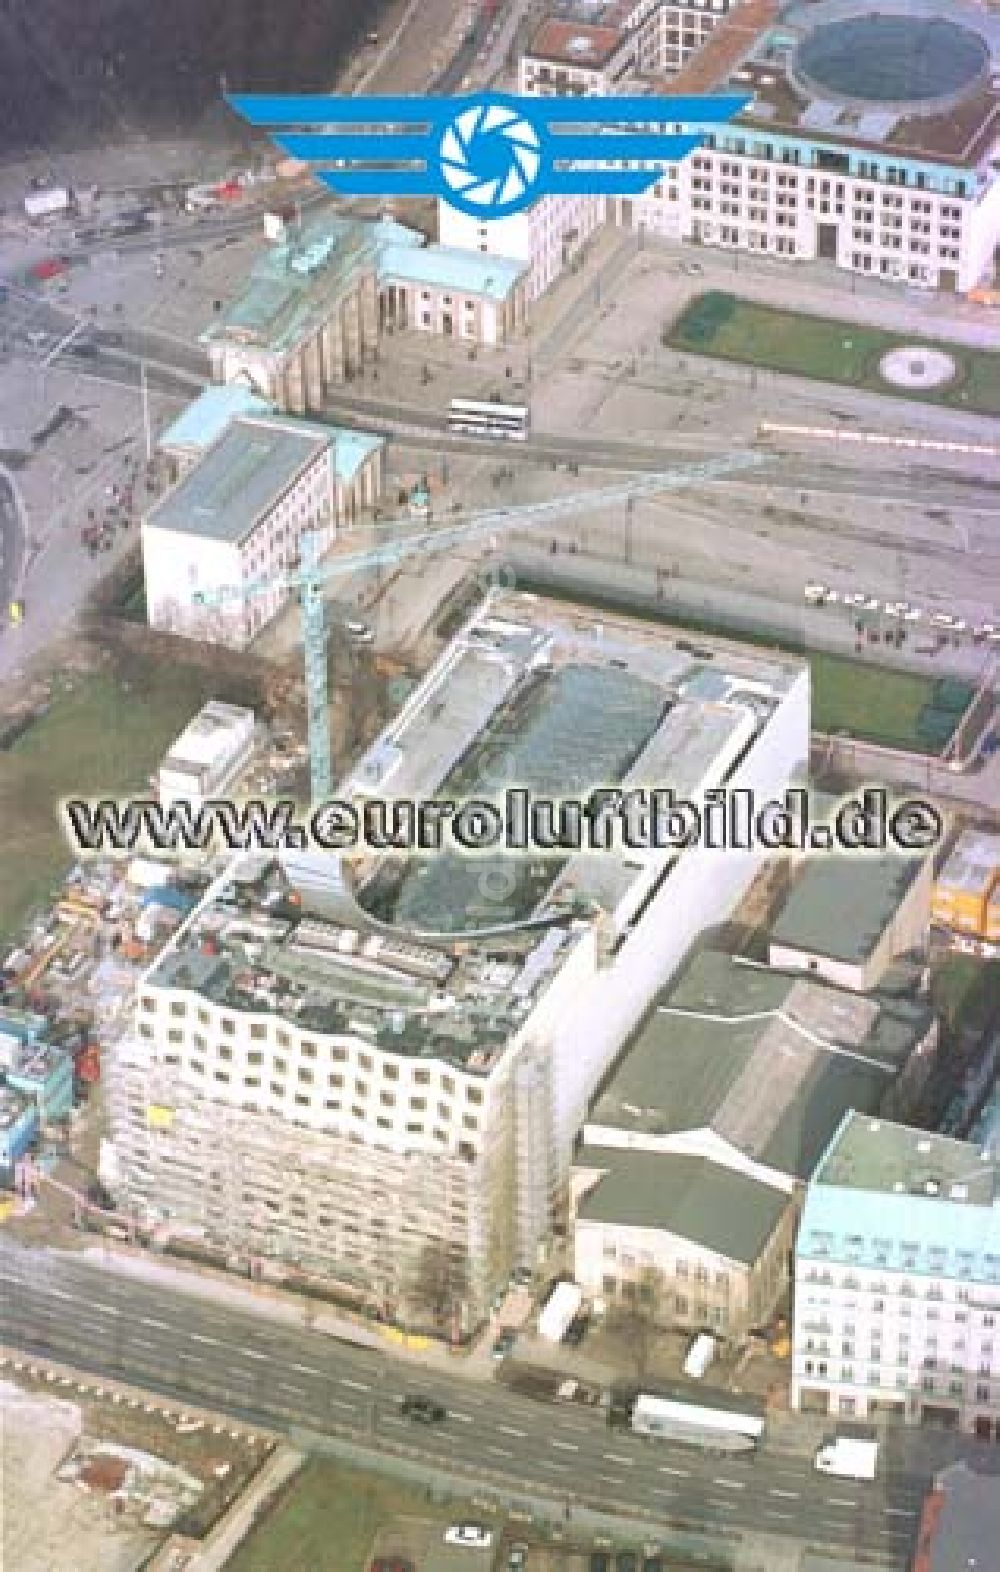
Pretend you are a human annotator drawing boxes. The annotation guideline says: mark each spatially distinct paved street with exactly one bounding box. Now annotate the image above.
[0,466,25,616]
[3,1236,993,1566]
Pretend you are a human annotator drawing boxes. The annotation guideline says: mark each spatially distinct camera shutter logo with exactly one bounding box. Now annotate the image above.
[229,90,749,217]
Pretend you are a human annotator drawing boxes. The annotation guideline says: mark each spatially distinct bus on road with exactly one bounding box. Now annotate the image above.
[448,398,528,442]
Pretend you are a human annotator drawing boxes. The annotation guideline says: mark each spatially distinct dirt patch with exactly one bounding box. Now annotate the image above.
[0,1378,158,1572]
[2,1366,271,1542]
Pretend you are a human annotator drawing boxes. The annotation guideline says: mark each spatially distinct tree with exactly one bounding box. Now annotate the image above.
[608,1266,672,1385]
[409,1239,470,1336]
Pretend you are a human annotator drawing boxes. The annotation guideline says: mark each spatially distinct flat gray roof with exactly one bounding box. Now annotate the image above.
[770,851,926,964]
[577,1144,790,1264]
[146,418,329,545]
[814,1111,997,1204]
[587,950,932,1179]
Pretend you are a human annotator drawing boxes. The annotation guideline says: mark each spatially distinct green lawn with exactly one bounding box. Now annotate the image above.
[666,292,1000,417]
[0,659,227,942]
[227,1460,437,1572]
[515,572,967,755]
[810,654,948,750]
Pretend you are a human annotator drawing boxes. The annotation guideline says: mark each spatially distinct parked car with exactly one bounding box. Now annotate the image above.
[445,1523,493,1549]
[507,1544,529,1570]
[370,1559,413,1572]
[492,1329,517,1360]
[400,1394,446,1423]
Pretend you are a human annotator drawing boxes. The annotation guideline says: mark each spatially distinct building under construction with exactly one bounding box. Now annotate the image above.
[105,591,809,1332]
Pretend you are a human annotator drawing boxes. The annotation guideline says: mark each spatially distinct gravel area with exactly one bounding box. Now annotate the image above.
[0,1379,158,1572]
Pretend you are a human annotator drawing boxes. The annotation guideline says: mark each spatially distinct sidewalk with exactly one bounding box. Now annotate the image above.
[71,1238,504,1379]
[179,1444,303,1572]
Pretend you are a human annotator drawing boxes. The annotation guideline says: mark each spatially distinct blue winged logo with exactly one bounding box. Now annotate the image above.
[228,91,749,220]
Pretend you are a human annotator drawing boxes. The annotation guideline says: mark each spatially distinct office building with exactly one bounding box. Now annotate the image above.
[106,592,808,1329]
[468,0,1000,297]
[142,412,384,648]
[624,0,1000,292]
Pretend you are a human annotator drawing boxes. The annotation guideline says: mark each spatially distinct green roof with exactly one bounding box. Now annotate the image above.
[380,242,525,300]
[770,851,925,965]
[577,1145,789,1264]
[159,386,273,452]
[200,214,424,356]
[588,950,931,1179]
[146,418,329,545]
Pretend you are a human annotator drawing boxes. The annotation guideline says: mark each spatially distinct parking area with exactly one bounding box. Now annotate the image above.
[369,1516,496,1572]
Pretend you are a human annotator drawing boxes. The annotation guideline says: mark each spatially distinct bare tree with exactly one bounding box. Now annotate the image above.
[409,1239,470,1336]
[608,1266,672,1386]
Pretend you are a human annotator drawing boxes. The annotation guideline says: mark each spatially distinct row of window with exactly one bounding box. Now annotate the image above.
[147,1002,484,1101]
[600,1277,730,1325]
[803,1262,1000,1290]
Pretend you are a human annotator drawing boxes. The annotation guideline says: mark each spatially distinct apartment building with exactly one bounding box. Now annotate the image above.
[107,592,809,1330]
[792,1112,1000,1437]
[518,17,637,97]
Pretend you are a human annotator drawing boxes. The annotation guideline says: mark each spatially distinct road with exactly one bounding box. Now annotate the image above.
[0,466,25,615]
[0,1236,974,1564]
[327,393,1000,520]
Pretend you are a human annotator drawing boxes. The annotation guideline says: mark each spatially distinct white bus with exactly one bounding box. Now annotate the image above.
[448,397,528,442]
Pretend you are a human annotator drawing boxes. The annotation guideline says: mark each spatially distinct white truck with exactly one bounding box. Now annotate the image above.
[24,185,71,220]
[537,1280,583,1343]
[630,1394,764,1457]
[814,1437,879,1482]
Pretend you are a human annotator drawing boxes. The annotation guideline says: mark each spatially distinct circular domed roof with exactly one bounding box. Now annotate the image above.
[792,10,991,111]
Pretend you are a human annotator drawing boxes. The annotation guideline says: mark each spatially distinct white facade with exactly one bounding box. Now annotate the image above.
[574,1197,794,1335]
[437,194,605,302]
[629,0,738,76]
[142,418,337,649]
[625,148,995,291]
[111,948,506,1326]
[549,663,810,1167]
[792,1114,1000,1438]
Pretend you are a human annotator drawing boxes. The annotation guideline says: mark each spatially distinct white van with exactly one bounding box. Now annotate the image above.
[683,1332,717,1379]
